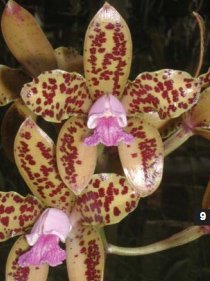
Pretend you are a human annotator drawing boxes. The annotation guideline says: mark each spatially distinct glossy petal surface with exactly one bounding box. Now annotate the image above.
[55,47,84,73]
[56,117,97,194]
[66,225,105,281]
[1,98,36,162]
[14,117,75,212]
[122,69,200,119]
[0,65,29,106]
[118,118,164,197]
[0,192,43,241]
[1,0,57,77]
[21,70,91,122]
[84,3,132,100]
[6,235,49,281]
[75,174,140,225]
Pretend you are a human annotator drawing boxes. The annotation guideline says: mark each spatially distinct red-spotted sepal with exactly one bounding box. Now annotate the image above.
[122,69,200,119]
[84,3,132,100]
[118,118,164,197]
[0,192,43,241]
[75,174,140,225]
[56,117,97,195]
[14,117,75,212]
[21,70,92,122]
[66,225,104,281]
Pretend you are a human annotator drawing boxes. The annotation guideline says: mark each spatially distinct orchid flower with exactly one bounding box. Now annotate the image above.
[0,1,208,197]
[0,116,139,281]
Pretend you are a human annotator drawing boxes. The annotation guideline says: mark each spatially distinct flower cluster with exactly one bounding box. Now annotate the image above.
[0,1,210,281]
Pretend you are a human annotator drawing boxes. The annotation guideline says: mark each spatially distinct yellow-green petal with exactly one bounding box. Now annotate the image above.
[75,173,140,226]
[0,192,43,241]
[21,70,92,122]
[6,236,49,281]
[118,117,164,197]
[122,70,200,119]
[14,117,75,212]
[56,117,97,195]
[84,2,132,100]
[1,0,57,77]
[66,225,105,281]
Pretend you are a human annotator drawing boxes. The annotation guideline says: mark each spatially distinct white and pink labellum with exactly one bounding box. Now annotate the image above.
[84,94,134,146]
[18,208,71,267]
[84,2,132,100]
[122,69,201,119]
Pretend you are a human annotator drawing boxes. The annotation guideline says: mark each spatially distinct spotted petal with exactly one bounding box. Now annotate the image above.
[14,117,75,212]
[66,225,105,281]
[75,174,140,225]
[0,192,43,242]
[122,69,200,119]
[118,117,164,197]
[1,0,57,77]
[1,99,36,162]
[55,47,84,73]
[0,65,29,106]
[84,3,132,100]
[6,235,49,281]
[56,117,97,194]
[21,70,92,122]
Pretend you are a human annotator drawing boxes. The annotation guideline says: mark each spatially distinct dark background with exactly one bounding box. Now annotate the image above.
[1,0,210,280]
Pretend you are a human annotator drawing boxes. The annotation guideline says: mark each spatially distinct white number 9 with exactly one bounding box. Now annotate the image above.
[200,211,206,221]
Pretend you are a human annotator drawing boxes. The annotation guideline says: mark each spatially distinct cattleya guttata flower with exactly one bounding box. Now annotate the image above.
[6,1,206,198]
[0,117,139,280]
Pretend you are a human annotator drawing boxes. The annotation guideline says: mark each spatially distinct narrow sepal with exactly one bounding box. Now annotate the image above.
[14,117,75,212]
[118,117,164,197]
[66,225,105,281]
[122,70,200,119]
[6,235,49,281]
[21,70,92,122]
[0,192,43,241]
[84,3,132,100]
[75,173,140,225]
[1,0,57,77]
[56,117,97,194]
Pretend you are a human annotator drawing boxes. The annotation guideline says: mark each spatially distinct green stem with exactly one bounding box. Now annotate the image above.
[106,226,206,256]
[164,125,193,156]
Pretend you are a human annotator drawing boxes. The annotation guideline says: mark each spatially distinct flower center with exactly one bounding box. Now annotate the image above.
[84,94,134,146]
